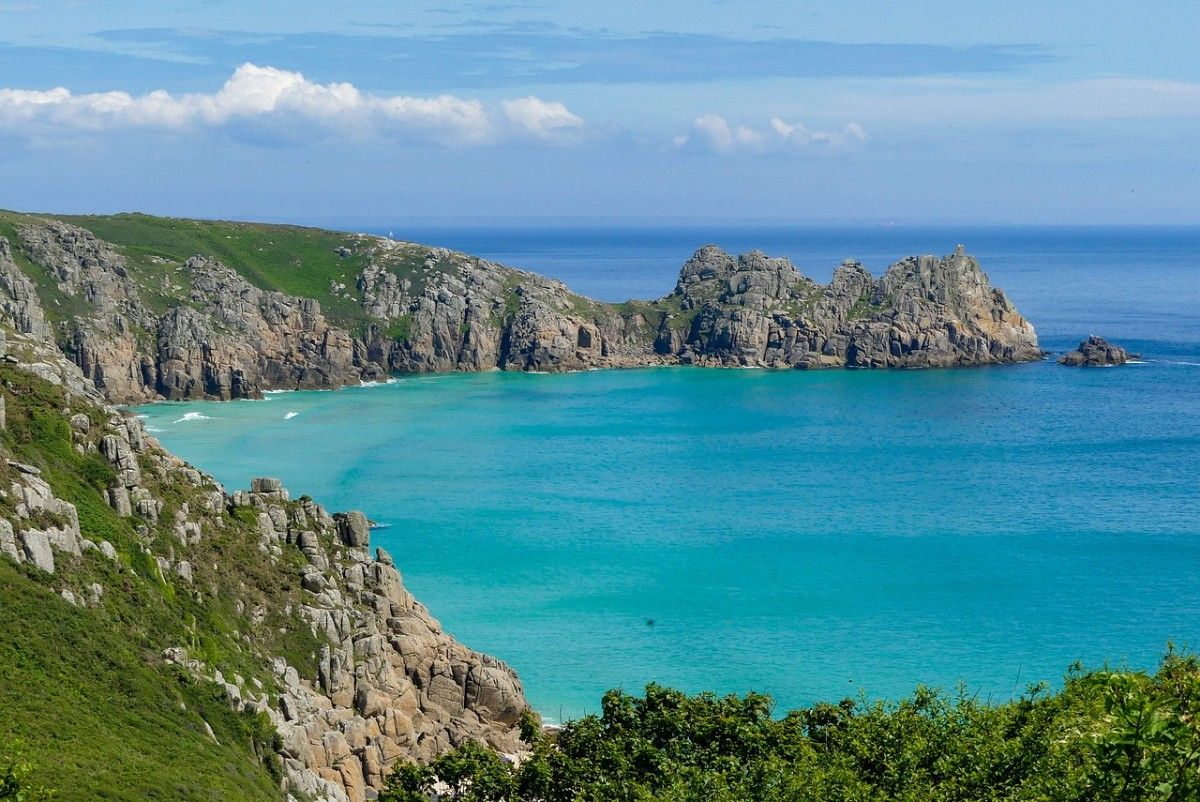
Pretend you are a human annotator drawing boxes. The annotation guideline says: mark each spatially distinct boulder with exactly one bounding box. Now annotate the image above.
[336,511,370,548]
[21,529,55,573]
[251,476,284,494]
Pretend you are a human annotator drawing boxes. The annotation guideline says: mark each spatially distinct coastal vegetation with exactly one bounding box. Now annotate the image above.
[383,652,1200,802]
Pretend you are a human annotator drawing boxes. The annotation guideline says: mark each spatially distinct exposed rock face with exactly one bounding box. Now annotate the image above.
[155,256,369,399]
[6,223,380,402]
[1058,336,1139,367]
[2,219,1041,404]
[654,245,1041,368]
[0,237,52,342]
[232,485,526,801]
[358,245,654,375]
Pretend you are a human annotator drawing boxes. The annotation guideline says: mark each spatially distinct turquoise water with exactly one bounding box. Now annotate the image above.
[137,227,1200,721]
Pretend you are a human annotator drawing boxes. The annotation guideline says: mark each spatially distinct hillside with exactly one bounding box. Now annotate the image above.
[0,210,1040,404]
[0,323,525,802]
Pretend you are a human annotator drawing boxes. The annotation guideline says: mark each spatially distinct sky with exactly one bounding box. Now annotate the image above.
[0,1,1197,224]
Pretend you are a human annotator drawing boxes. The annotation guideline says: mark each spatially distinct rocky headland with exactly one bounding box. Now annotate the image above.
[0,314,526,800]
[1058,335,1139,366]
[0,213,1041,404]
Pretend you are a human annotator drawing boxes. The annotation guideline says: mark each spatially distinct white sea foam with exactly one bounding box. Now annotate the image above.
[172,411,211,424]
[284,411,299,420]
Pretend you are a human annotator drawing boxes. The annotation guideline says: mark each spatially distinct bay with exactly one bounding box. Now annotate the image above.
[137,225,1200,721]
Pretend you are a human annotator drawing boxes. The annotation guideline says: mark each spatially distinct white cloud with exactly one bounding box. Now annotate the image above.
[691,114,764,152]
[501,96,584,140]
[0,63,583,147]
[677,114,866,153]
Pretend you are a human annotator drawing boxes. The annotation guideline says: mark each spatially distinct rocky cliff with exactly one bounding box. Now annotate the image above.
[0,302,526,800]
[0,213,1040,404]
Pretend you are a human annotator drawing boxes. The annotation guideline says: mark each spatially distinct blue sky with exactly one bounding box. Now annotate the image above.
[0,1,1197,223]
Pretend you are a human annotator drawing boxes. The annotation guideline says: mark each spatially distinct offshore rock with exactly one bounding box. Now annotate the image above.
[1058,336,1139,367]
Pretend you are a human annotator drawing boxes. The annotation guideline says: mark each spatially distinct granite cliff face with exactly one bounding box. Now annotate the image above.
[0,214,1040,404]
[356,243,653,375]
[653,245,1040,368]
[0,294,526,800]
[8,221,369,403]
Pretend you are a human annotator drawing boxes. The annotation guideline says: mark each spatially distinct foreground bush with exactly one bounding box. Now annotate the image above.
[0,740,53,802]
[382,650,1200,802]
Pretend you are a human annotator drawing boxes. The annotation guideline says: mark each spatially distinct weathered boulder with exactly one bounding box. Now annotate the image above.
[335,511,371,548]
[20,529,55,573]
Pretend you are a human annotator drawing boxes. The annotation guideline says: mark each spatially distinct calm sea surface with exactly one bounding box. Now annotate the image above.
[137,226,1200,721]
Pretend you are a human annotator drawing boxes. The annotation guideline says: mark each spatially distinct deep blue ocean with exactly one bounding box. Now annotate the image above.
[137,225,1200,722]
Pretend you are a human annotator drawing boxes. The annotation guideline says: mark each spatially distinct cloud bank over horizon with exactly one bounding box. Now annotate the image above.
[0,63,587,146]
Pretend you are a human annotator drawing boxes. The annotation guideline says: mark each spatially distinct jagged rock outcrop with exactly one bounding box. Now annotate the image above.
[159,256,372,398]
[0,237,52,342]
[3,216,1041,405]
[223,480,526,801]
[358,243,654,374]
[1058,336,1138,367]
[653,245,1041,368]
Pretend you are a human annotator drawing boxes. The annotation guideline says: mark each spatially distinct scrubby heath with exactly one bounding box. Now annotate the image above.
[380,653,1200,802]
[0,209,1038,407]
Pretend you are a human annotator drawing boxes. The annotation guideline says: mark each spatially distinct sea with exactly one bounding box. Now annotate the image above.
[136,224,1200,722]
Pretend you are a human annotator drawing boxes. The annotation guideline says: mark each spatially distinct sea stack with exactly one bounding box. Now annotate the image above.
[1058,336,1139,366]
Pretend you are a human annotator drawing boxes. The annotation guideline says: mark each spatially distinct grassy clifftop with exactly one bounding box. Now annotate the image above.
[0,210,521,333]
[58,213,379,324]
[0,361,301,799]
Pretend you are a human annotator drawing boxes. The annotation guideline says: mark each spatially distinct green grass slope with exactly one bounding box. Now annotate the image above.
[0,360,336,800]
[0,560,281,801]
[0,210,630,338]
[58,212,377,325]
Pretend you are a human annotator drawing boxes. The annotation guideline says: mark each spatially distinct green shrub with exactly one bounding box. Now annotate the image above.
[382,650,1200,802]
[0,739,54,802]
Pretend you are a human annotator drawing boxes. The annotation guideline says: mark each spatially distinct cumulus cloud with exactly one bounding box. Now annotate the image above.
[0,63,583,146]
[676,114,867,153]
